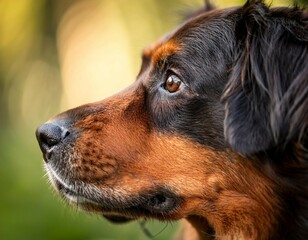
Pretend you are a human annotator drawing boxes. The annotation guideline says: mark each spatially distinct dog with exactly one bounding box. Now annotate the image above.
[36,0,308,239]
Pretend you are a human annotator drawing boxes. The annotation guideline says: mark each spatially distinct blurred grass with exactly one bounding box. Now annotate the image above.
[0,0,300,239]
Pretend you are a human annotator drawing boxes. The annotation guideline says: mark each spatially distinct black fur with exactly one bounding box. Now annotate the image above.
[221,1,308,238]
[222,0,308,156]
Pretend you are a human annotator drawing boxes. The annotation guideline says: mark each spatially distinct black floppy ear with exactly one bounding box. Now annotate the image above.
[222,0,308,155]
[222,1,273,155]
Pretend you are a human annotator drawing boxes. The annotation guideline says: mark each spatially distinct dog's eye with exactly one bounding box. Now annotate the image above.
[164,75,181,93]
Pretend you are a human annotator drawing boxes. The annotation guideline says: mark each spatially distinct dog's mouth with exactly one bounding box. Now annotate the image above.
[45,164,182,222]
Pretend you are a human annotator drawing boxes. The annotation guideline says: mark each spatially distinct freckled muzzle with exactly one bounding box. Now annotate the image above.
[36,117,183,221]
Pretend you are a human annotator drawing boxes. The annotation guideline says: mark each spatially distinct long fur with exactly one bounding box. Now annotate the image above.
[223,1,308,238]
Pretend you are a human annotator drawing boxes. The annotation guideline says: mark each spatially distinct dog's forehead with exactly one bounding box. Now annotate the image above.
[142,7,238,66]
[142,32,177,59]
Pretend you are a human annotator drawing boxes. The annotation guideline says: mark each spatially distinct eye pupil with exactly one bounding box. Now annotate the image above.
[165,75,181,93]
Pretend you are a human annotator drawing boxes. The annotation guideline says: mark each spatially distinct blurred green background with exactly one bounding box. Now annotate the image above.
[0,0,302,239]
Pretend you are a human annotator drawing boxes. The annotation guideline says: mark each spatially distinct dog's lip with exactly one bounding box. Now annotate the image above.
[46,166,101,207]
[102,214,134,223]
[45,163,182,219]
[50,172,116,213]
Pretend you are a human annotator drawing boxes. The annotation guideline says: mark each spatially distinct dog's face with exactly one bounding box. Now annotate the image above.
[38,8,234,216]
[36,1,308,239]
[36,4,274,235]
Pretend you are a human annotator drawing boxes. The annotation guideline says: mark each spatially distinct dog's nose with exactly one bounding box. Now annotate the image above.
[36,123,70,159]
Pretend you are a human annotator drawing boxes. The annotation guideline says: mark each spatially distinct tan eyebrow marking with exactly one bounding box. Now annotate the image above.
[152,40,181,68]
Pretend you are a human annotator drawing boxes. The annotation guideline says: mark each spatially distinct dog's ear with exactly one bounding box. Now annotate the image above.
[222,0,308,155]
[222,1,273,155]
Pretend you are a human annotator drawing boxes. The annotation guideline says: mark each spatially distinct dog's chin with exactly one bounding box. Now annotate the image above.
[49,171,134,223]
[45,164,182,222]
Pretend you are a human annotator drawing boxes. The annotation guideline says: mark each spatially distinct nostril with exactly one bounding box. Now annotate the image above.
[36,123,70,152]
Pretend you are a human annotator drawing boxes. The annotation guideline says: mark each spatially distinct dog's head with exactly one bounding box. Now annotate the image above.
[36,1,308,239]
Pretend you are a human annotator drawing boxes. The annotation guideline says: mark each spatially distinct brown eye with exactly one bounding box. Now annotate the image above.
[164,75,181,93]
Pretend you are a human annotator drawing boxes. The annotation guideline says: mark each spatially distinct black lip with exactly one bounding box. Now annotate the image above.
[140,192,179,213]
[103,215,133,223]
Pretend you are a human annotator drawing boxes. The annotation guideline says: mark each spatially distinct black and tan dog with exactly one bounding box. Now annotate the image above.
[36,0,308,239]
